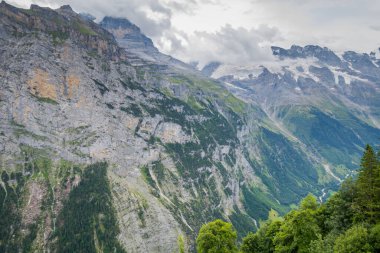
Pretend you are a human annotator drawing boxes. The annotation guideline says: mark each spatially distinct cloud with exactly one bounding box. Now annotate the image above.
[9,0,173,37]
[161,24,281,66]
[7,0,380,65]
[370,25,380,32]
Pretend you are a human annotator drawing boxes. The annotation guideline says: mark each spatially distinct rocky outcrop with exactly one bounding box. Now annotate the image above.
[100,16,193,70]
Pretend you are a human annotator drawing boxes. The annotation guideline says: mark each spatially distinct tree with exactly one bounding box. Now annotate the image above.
[309,233,335,253]
[333,225,372,253]
[196,219,238,253]
[300,193,320,211]
[316,178,357,235]
[241,232,262,253]
[263,220,282,252]
[369,223,380,252]
[274,195,321,253]
[355,144,380,223]
[241,210,282,253]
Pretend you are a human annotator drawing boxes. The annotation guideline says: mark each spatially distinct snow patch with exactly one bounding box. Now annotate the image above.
[224,82,247,91]
[211,64,263,79]
[330,68,368,85]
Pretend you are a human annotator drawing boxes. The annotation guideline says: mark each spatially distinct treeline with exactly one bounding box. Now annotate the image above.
[197,144,380,253]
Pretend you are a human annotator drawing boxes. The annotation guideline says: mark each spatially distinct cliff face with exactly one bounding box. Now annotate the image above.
[0,3,255,251]
[1,2,377,253]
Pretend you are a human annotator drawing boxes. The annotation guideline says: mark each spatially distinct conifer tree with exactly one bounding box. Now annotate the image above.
[355,144,380,223]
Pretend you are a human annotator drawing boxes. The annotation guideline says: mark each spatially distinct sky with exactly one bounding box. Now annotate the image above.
[7,0,380,66]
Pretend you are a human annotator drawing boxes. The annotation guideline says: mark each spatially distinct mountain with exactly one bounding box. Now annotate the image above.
[99,16,192,70]
[201,61,221,76]
[204,44,380,173]
[0,2,379,252]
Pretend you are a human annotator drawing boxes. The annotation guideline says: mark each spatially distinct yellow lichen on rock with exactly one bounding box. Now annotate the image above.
[67,74,80,99]
[28,69,57,100]
[90,148,110,160]
[75,95,88,108]
[28,69,81,101]
[23,105,32,122]
[124,116,140,131]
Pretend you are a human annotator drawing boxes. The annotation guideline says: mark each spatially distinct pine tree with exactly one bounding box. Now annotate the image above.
[355,144,380,223]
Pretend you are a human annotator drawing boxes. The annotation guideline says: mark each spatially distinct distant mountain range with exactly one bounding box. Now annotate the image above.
[0,2,379,252]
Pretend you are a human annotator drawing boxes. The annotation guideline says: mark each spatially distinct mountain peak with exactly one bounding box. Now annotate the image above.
[59,5,73,11]
[100,16,193,69]
[100,16,158,55]
[79,12,96,21]
[101,16,140,32]
[271,45,342,66]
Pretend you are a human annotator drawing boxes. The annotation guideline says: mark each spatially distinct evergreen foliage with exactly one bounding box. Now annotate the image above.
[55,162,126,253]
[355,144,380,223]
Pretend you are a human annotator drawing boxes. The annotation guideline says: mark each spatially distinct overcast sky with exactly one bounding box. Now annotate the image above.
[8,0,380,66]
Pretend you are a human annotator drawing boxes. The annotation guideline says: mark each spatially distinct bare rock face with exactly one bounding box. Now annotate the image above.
[22,182,46,226]
[0,3,253,252]
[154,122,191,144]
[100,16,193,70]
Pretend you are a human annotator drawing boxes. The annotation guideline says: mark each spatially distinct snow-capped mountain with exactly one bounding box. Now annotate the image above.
[202,45,380,173]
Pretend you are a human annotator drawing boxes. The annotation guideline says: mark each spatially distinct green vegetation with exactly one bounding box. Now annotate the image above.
[254,127,319,205]
[92,79,109,95]
[272,195,321,253]
[187,95,204,111]
[167,74,247,114]
[0,146,124,253]
[196,219,238,253]
[280,105,380,169]
[119,78,147,92]
[178,234,186,253]
[0,169,28,252]
[49,31,69,46]
[140,165,159,196]
[32,94,59,105]
[13,127,48,141]
[333,225,372,253]
[228,206,257,239]
[0,145,60,252]
[55,162,126,253]
[120,104,143,117]
[73,21,97,36]
[196,144,380,253]
[239,144,380,253]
